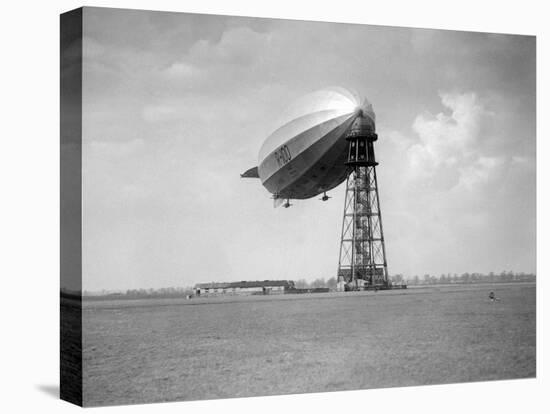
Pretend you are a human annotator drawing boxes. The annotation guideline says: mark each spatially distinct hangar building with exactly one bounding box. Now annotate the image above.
[194,280,295,296]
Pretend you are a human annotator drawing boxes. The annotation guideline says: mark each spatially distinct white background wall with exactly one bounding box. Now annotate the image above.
[0,0,547,413]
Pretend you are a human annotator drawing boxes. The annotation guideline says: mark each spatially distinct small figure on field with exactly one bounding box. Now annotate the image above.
[488,291,500,302]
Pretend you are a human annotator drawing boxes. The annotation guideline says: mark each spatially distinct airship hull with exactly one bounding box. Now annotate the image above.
[242,88,376,203]
[258,113,357,199]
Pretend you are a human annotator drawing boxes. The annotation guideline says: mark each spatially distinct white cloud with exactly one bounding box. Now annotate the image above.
[457,156,505,190]
[412,92,484,163]
[164,62,198,78]
[404,91,499,191]
[165,26,270,73]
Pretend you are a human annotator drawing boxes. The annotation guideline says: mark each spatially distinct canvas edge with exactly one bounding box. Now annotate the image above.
[60,6,83,407]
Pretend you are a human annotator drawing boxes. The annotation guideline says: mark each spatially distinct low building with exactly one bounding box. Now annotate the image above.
[194,280,295,296]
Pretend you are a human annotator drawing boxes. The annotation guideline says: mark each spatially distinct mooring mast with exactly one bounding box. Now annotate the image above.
[337,105,388,290]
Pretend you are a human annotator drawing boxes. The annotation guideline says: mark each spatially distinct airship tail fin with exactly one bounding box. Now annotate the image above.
[273,197,285,208]
[240,166,259,178]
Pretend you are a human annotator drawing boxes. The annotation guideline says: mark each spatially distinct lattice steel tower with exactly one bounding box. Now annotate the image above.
[337,104,388,290]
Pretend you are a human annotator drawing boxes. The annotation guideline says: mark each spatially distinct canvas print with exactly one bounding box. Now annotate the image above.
[60,6,536,407]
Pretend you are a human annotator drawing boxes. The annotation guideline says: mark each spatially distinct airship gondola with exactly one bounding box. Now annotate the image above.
[242,88,376,207]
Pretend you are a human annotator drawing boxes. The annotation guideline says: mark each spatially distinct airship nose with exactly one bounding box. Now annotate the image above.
[356,98,375,118]
[354,98,376,131]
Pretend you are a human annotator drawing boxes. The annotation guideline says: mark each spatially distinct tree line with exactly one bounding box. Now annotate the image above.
[81,286,195,300]
[393,271,535,286]
[295,271,535,289]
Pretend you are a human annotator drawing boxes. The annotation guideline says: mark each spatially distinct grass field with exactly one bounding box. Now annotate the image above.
[82,282,535,406]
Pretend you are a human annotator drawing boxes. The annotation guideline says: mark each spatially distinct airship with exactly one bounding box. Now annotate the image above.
[241,88,376,207]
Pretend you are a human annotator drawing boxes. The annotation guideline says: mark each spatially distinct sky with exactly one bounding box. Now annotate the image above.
[80,7,536,291]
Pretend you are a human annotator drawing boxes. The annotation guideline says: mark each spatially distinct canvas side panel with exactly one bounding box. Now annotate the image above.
[60,7,83,407]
